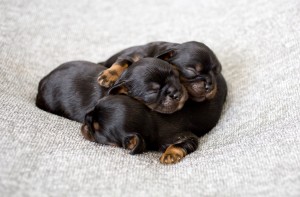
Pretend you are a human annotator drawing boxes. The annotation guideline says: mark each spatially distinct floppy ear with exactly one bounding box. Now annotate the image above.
[212,62,222,74]
[114,56,135,67]
[156,49,176,61]
[107,81,129,95]
[123,134,146,155]
[81,110,96,142]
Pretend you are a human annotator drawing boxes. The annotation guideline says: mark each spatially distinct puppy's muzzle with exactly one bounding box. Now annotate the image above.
[189,74,212,92]
[166,86,181,100]
[149,85,188,114]
[184,72,217,101]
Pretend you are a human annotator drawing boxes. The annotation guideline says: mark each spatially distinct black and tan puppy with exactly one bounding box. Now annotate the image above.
[36,58,188,122]
[97,41,221,102]
[81,95,198,164]
[82,73,227,164]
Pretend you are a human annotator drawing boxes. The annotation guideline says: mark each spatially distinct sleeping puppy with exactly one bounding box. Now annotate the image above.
[81,94,199,165]
[82,73,227,164]
[36,58,188,122]
[97,41,221,102]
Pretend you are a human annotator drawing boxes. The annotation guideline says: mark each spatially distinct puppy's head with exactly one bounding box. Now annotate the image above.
[81,95,147,155]
[157,41,221,102]
[108,58,188,114]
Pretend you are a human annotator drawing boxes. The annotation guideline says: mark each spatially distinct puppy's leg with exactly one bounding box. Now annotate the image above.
[160,145,187,164]
[123,134,146,155]
[98,57,133,88]
[160,132,198,164]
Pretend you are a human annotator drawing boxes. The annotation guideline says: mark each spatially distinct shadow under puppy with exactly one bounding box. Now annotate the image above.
[36,58,188,122]
[83,73,227,164]
[98,41,221,102]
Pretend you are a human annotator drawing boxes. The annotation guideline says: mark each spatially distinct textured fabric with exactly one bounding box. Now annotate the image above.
[1,0,300,196]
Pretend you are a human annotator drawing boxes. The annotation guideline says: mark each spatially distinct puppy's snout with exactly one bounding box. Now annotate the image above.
[203,76,213,92]
[170,92,180,100]
[166,87,181,100]
[205,82,213,92]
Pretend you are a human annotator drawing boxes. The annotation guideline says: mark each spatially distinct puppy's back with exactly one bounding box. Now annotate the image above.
[36,61,106,122]
[94,95,154,134]
[89,95,157,149]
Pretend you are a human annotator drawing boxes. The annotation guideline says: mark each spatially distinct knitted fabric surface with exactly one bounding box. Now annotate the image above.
[0,0,299,196]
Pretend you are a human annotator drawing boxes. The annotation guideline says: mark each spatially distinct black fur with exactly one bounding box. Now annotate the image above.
[83,73,227,162]
[36,61,105,122]
[36,58,188,122]
[99,41,222,102]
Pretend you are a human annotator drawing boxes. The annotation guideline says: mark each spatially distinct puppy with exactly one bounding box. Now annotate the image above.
[97,41,221,102]
[36,58,188,122]
[82,73,227,164]
[81,94,199,165]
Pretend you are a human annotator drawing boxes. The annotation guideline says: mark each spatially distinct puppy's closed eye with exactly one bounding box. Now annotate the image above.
[145,82,160,95]
[185,67,197,78]
[150,82,160,91]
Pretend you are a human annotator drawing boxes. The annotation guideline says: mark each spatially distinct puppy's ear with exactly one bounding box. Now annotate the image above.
[111,56,135,69]
[212,63,222,74]
[123,134,146,155]
[107,81,129,95]
[156,49,176,61]
[81,110,96,142]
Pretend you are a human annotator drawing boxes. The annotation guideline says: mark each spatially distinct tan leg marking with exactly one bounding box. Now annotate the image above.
[126,136,138,150]
[159,145,186,164]
[98,63,128,88]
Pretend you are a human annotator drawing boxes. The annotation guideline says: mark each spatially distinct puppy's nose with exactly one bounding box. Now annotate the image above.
[204,76,213,92]
[167,87,181,100]
[170,92,180,100]
[205,83,213,92]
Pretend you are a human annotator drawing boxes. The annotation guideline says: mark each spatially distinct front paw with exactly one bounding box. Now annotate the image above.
[159,145,186,164]
[97,69,119,88]
[160,153,182,164]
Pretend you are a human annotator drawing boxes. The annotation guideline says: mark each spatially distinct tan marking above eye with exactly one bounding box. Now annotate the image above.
[150,82,160,90]
[93,122,100,131]
[195,64,203,72]
[132,54,141,62]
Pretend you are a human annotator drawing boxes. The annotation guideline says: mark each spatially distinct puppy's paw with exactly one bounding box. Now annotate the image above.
[160,153,182,164]
[98,69,119,88]
[123,134,146,155]
[159,145,186,164]
[124,135,138,150]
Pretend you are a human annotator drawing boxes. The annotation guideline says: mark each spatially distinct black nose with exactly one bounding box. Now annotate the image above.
[166,87,181,100]
[203,76,213,92]
[205,83,213,92]
[170,92,180,100]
